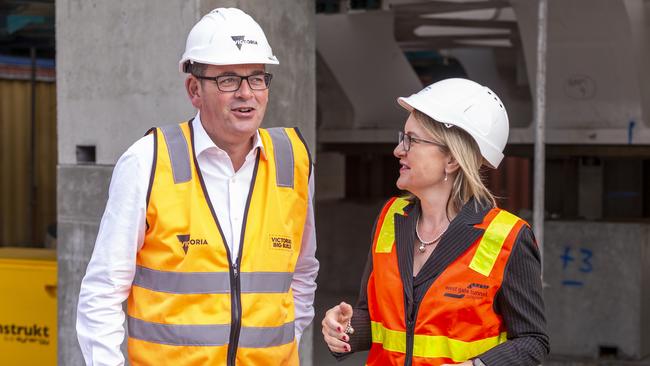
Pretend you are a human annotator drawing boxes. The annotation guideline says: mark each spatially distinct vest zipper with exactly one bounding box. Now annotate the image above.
[405,318,414,366]
[226,151,259,365]
[189,121,258,365]
[405,298,424,366]
[227,261,242,366]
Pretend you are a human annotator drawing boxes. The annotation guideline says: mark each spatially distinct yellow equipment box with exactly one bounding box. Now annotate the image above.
[0,248,57,366]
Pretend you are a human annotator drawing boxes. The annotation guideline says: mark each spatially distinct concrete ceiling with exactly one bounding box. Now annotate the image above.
[389,0,520,50]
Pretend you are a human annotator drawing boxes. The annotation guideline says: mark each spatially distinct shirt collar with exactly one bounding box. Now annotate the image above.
[406,196,491,225]
[191,112,267,160]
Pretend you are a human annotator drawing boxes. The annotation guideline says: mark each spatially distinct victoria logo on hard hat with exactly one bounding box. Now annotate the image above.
[231,35,258,50]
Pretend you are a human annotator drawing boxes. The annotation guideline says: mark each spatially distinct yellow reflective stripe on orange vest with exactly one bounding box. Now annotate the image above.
[371,320,406,353]
[371,321,507,362]
[375,198,410,253]
[468,210,520,276]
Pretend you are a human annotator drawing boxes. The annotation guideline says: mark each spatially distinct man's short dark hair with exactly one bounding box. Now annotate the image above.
[186,62,208,77]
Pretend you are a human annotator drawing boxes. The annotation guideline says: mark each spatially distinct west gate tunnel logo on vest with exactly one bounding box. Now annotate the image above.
[231,35,258,50]
[443,282,489,300]
[177,234,209,254]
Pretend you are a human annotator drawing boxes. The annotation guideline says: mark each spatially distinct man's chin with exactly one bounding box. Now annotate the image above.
[231,123,262,139]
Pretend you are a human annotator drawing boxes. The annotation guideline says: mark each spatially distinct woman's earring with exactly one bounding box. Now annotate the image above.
[444,171,448,182]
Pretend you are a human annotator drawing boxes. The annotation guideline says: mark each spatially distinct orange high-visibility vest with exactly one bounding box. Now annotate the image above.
[366,197,527,366]
[126,121,311,366]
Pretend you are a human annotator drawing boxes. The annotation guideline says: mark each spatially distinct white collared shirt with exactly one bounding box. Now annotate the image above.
[76,114,318,366]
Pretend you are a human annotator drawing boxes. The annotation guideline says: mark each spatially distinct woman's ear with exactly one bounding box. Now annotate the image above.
[446,155,460,175]
[185,76,202,109]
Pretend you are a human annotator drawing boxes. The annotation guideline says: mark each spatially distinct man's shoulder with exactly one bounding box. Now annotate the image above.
[115,133,155,170]
[106,133,155,200]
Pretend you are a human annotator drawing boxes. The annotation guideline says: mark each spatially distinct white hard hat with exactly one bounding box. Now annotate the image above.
[397,78,509,168]
[179,8,279,72]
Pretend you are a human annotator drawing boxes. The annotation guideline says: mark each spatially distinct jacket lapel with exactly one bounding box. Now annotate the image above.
[394,203,416,311]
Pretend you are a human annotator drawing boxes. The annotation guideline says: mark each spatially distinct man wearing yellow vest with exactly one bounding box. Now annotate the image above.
[76,8,318,365]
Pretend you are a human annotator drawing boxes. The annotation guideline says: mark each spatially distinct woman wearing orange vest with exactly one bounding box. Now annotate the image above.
[322,78,548,365]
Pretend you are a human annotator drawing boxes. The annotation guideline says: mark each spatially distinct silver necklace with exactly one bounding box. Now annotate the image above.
[415,217,447,253]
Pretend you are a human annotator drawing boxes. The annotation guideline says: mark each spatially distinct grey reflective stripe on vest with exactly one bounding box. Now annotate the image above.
[239,321,295,348]
[267,128,294,188]
[128,316,295,348]
[133,266,292,294]
[240,272,293,293]
[160,124,191,184]
[128,316,230,346]
[133,266,231,294]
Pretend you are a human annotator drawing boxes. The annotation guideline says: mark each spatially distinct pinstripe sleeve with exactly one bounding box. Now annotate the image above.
[478,226,550,365]
[331,226,376,361]
[348,247,373,352]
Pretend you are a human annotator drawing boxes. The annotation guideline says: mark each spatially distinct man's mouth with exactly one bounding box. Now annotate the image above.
[231,106,256,118]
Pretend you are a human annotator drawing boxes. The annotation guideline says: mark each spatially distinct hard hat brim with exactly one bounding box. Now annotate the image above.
[179,55,279,73]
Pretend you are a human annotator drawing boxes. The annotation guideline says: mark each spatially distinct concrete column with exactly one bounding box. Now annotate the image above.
[56,0,315,364]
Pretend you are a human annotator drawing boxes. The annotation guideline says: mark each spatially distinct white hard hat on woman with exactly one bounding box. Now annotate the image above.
[397,78,509,168]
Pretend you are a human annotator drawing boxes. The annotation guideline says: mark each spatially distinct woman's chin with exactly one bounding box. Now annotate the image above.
[395,179,408,191]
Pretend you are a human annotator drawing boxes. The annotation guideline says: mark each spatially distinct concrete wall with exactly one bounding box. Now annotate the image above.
[56,0,315,364]
[57,165,114,364]
[544,221,650,360]
[56,1,196,165]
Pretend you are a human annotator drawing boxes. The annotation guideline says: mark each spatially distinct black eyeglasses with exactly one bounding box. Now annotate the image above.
[398,131,443,152]
[193,72,273,92]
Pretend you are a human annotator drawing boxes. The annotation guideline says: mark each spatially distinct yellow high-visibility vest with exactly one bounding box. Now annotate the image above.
[127,120,311,366]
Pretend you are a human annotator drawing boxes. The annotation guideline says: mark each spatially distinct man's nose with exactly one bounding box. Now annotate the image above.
[235,78,254,99]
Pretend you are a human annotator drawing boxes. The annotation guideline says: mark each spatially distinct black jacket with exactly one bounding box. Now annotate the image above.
[336,198,549,365]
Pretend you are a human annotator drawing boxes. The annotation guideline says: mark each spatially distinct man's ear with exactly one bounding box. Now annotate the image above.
[185,76,202,109]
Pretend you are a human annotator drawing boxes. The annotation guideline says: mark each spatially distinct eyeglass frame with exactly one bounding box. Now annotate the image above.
[192,72,273,92]
[398,131,445,152]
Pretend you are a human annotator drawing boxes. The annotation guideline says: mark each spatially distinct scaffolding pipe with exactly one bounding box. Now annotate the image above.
[29,46,37,245]
[533,0,548,278]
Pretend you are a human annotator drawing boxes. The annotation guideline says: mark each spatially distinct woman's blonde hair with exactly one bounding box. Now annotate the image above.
[412,109,497,212]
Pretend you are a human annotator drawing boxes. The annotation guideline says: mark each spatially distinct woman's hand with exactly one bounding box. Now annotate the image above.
[321,301,353,353]
[441,361,472,366]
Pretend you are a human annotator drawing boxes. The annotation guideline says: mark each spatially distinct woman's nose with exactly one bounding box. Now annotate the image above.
[393,143,405,158]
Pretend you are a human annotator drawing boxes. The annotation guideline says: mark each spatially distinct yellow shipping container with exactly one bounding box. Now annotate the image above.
[0,248,56,366]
